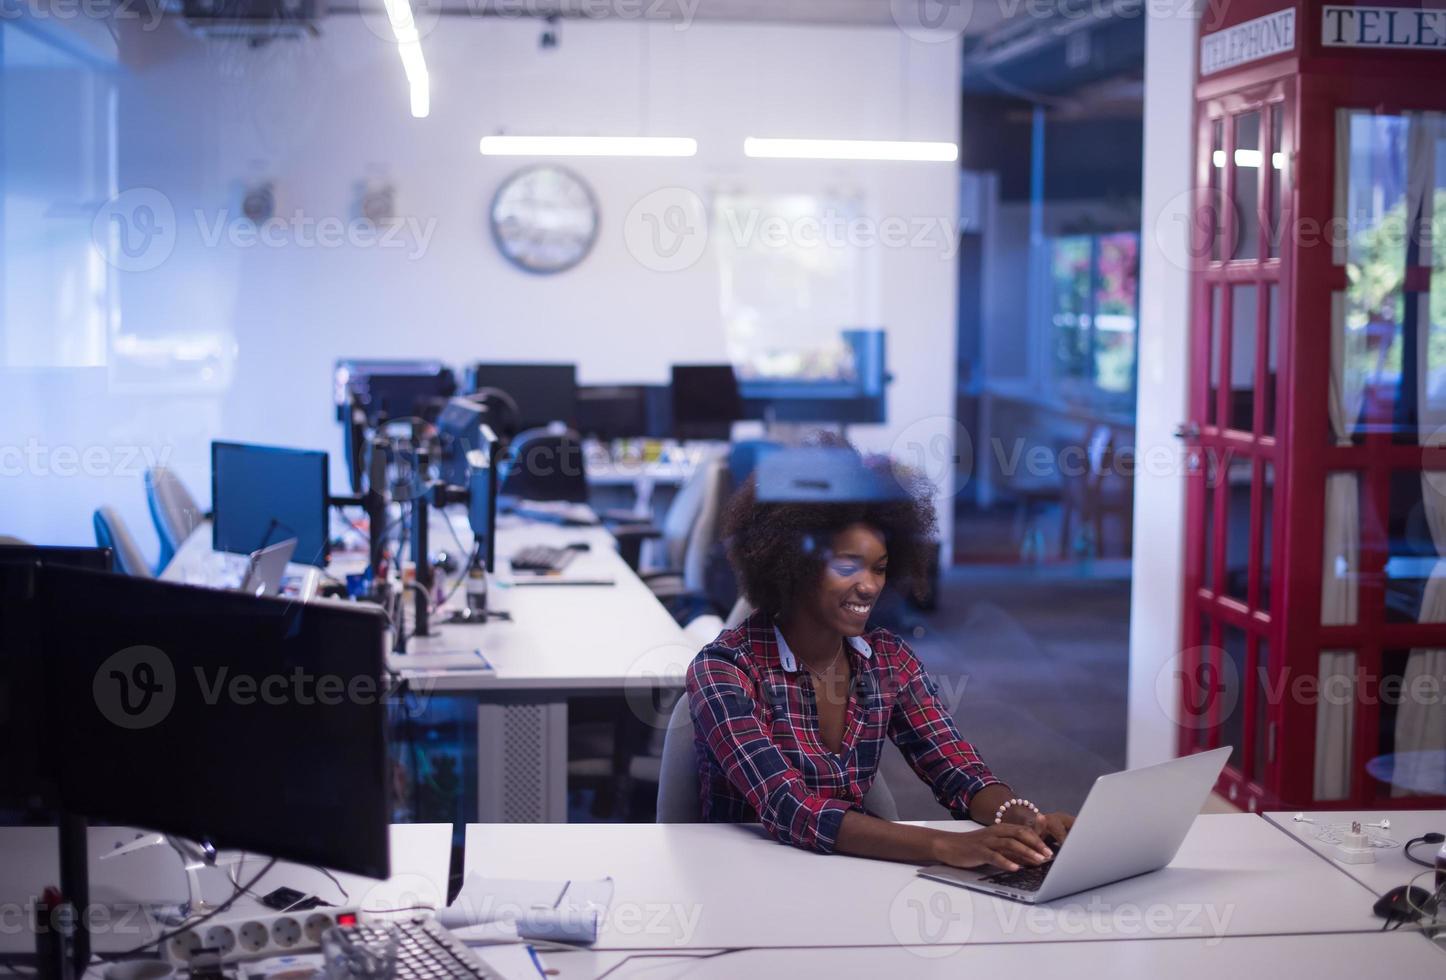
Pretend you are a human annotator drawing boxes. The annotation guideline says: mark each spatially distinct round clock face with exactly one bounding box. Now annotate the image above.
[489,166,599,274]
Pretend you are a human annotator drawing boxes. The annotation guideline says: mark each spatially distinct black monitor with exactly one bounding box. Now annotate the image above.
[33,567,391,877]
[0,545,113,573]
[671,364,741,440]
[341,388,368,495]
[436,397,491,489]
[464,363,577,431]
[212,441,330,567]
[0,548,115,812]
[464,446,498,574]
[335,359,457,425]
[575,385,649,442]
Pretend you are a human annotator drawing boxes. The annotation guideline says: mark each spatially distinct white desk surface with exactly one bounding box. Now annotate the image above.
[391,519,696,692]
[1265,809,1446,897]
[0,824,451,954]
[464,815,1391,952]
[162,515,696,694]
[539,931,1445,979]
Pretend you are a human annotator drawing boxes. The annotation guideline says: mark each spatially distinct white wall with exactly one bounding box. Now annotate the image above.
[1126,3,1198,768]
[2,14,962,559]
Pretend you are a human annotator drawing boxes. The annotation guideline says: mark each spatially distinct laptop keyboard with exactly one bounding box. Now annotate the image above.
[980,839,1061,892]
[982,860,1054,892]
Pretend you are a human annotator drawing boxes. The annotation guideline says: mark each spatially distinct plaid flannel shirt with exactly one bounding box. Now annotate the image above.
[686,610,1000,853]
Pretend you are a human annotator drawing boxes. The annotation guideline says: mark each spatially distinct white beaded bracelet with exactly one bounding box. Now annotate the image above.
[993,797,1040,825]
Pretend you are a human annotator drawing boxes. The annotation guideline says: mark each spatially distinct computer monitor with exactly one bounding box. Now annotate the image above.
[0,545,113,573]
[335,359,457,425]
[575,385,649,442]
[212,441,330,567]
[341,388,368,495]
[464,363,577,431]
[0,548,115,811]
[465,446,498,574]
[435,397,492,489]
[671,364,741,440]
[33,567,391,878]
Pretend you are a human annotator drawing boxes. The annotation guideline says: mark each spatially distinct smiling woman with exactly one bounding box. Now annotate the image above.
[686,439,1075,869]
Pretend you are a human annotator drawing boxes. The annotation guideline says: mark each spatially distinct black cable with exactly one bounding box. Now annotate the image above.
[99,858,278,961]
[1405,832,1444,868]
[592,948,743,980]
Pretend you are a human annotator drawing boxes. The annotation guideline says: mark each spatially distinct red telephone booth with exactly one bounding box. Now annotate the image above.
[1180,0,1446,810]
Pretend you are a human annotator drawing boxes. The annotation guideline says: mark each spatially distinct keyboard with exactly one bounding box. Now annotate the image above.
[509,544,577,573]
[981,860,1053,892]
[330,916,497,980]
[979,839,1061,892]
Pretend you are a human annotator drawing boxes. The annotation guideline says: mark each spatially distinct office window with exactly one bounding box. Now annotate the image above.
[714,193,871,383]
[1047,231,1139,400]
[1,27,114,368]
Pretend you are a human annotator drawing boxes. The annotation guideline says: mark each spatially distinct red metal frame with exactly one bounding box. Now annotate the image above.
[1182,0,1446,811]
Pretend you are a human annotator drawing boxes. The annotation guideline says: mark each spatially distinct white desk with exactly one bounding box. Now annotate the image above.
[539,932,1444,979]
[1265,809,1446,897]
[390,514,694,821]
[393,519,694,693]
[161,523,321,600]
[463,816,1391,952]
[0,824,451,955]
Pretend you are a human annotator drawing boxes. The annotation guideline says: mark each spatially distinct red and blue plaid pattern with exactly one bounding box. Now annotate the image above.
[686,610,1000,853]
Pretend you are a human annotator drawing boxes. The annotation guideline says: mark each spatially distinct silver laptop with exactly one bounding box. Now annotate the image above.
[918,747,1230,904]
[238,538,297,597]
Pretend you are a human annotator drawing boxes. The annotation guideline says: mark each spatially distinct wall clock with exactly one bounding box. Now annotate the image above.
[489,165,599,274]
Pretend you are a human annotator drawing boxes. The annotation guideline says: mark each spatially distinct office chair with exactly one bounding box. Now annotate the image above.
[499,427,589,504]
[92,507,154,577]
[652,694,899,822]
[145,467,203,569]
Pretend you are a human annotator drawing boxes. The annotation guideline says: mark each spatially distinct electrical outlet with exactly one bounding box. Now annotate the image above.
[167,906,361,966]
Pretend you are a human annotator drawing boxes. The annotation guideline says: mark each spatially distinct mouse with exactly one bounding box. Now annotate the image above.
[1373,885,1436,923]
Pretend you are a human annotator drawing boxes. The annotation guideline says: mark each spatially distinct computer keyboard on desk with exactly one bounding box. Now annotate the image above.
[508,545,577,573]
[328,917,498,980]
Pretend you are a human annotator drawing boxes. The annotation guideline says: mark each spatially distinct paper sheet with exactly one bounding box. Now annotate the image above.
[435,875,614,945]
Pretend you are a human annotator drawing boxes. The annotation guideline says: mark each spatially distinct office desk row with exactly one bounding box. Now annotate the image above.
[486,810,1444,977]
[162,513,694,823]
[2,811,1439,977]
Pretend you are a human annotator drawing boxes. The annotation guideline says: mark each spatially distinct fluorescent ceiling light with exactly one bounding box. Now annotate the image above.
[743,138,959,162]
[383,0,429,119]
[478,136,698,157]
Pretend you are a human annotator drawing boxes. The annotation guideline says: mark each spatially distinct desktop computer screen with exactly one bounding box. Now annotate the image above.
[436,397,496,489]
[212,441,330,567]
[33,567,391,878]
[465,447,497,574]
[671,364,741,440]
[576,385,650,442]
[465,363,577,432]
[335,359,457,425]
[0,548,115,811]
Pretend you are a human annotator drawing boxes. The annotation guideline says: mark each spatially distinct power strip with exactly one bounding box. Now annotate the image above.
[166,906,362,966]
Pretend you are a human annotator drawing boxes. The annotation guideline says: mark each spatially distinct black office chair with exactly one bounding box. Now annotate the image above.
[499,427,589,504]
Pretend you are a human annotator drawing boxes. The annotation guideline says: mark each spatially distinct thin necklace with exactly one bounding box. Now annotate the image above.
[801,639,846,680]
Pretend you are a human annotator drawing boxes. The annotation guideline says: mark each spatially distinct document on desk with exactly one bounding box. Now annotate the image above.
[436,874,614,945]
[402,650,495,672]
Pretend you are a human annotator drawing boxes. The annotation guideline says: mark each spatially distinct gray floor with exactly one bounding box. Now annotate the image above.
[879,571,1131,819]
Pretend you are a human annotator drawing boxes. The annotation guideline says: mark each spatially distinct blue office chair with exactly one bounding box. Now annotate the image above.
[654,693,899,823]
[93,507,154,577]
[499,427,589,504]
[145,467,203,569]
